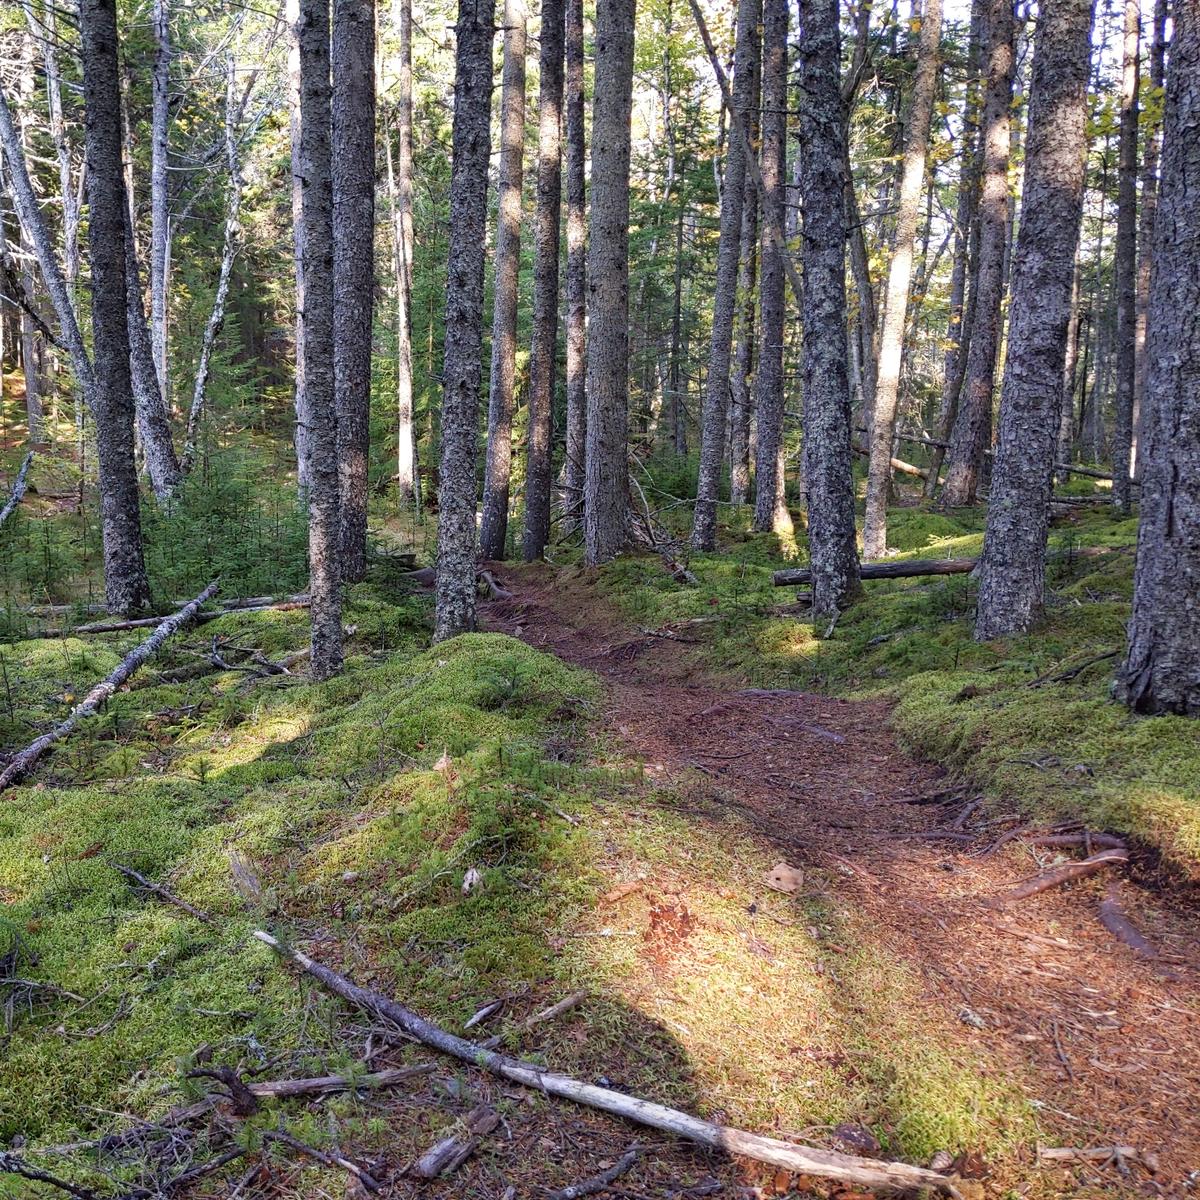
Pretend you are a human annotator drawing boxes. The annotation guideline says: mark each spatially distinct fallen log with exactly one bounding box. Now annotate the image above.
[21,598,310,640]
[253,930,962,1197]
[851,440,936,482]
[411,1104,499,1179]
[990,849,1128,905]
[0,450,33,529]
[0,581,219,792]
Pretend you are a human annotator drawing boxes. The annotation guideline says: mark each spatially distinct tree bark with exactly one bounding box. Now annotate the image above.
[1111,0,1140,510]
[522,0,566,560]
[333,0,377,581]
[941,0,1015,507]
[692,0,760,550]
[480,0,528,560]
[752,0,792,536]
[435,0,494,639]
[974,0,1094,641]
[394,0,418,504]
[287,0,312,494]
[295,0,343,678]
[797,0,863,620]
[561,0,587,531]
[1114,0,1200,715]
[1057,252,1083,475]
[150,0,171,401]
[583,0,636,565]
[862,0,943,556]
[80,0,153,614]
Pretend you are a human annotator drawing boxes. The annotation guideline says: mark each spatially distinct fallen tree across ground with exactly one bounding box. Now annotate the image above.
[253,930,964,1197]
[0,450,34,529]
[0,581,219,791]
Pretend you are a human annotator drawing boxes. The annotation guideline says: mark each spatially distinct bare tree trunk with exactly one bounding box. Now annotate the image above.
[435,0,494,638]
[394,0,418,504]
[583,0,636,565]
[752,0,792,535]
[295,0,343,678]
[149,0,170,405]
[1132,0,1168,471]
[797,0,863,620]
[333,0,377,581]
[1111,0,1140,510]
[1115,0,1200,715]
[692,0,761,550]
[941,0,1015,507]
[862,0,943,555]
[974,0,1094,641]
[480,0,528,560]
[181,58,244,475]
[79,0,152,614]
[1057,251,1083,474]
[522,0,565,560]
[288,0,312,494]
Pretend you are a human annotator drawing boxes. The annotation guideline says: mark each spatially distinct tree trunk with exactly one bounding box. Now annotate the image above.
[692,0,760,550]
[480,0,528,560]
[941,0,1015,507]
[797,0,863,621]
[435,0,495,638]
[1111,0,1140,510]
[752,0,792,536]
[333,0,377,582]
[729,24,762,511]
[668,205,688,457]
[1133,0,1168,468]
[522,0,565,561]
[973,0,1094,641]
[561,0,587,530]
[150,0,170,403]
[1114,0,1200,715]
[862,0,943,556]
[79,0,152,614]
[287,0,311,494]
[583,0,636,565]
[295,0,343,678]
[394,0,418,504]
[1057,251,1083,475]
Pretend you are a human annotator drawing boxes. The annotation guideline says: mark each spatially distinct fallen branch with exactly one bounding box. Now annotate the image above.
[0,1153,100,1199]
[548,1144,643,1200]
[525,989,588,1029]
[0,581,219,792]
[851,439,935,482]
[1097,883,1160,959]
[1039,1144,1159,1173]
[253,931,962,1197]
[20,596,310,640]
[990,849,1128,905]
[478,569,514,602]
[1027,650,1120,688]
[264,1129,381,1192]
[0,451,34,529]
[113,863,215,925]
[411,1104,498,1179]
[1023,832,1126,852]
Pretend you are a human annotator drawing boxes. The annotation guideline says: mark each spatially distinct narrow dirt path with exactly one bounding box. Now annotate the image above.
[482,562,1200,1192]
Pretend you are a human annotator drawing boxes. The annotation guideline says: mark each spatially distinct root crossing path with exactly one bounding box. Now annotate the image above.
[482,563,1200,1190]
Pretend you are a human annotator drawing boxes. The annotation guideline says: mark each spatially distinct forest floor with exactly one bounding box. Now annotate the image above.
[480,561,1200,1196]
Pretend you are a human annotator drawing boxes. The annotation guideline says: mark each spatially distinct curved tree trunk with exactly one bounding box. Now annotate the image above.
[333,0,377,581]
[862,0,943,556]
[480,0,528,561]
[1114,0,1200,716]
[295,0,343,678]
[974,0,1094,641]
[752,0,792,536]
[434,0,495,639]
[940,0,1015,507]
[692,0,761,550]
[522,0,566,561]
[797,0,863,621]
[583,0,636,565]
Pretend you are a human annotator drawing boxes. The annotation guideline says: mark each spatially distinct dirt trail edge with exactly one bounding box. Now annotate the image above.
[481,562,1200,1192]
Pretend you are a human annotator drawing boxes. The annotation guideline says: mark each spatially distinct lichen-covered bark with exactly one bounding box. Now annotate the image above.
[561,0,587,531]
[941,0,1015,507]
[480,0,527,561]
[691,0,760,551]
[797,0,862,621]
[974,0,1093,641]
[295,0,343,678]
[1115,0,1200,716]
[149,0,170,398]
[333,0,376,581]
[862,0,943,556]
[286,0,311,494]
[394,0,418,504]
[582,0,635,565]
[522,0,565,561]
[752,0,791,536]
[80,0,152,614]
[435,0,494,639]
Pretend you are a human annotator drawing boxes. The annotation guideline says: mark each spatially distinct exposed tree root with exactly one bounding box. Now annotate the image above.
[990,849,1129,905]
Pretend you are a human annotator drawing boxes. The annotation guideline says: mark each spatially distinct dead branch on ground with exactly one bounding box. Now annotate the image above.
[113,864,215,924]
[0,451,34,529]
[548,1144,643,1200]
